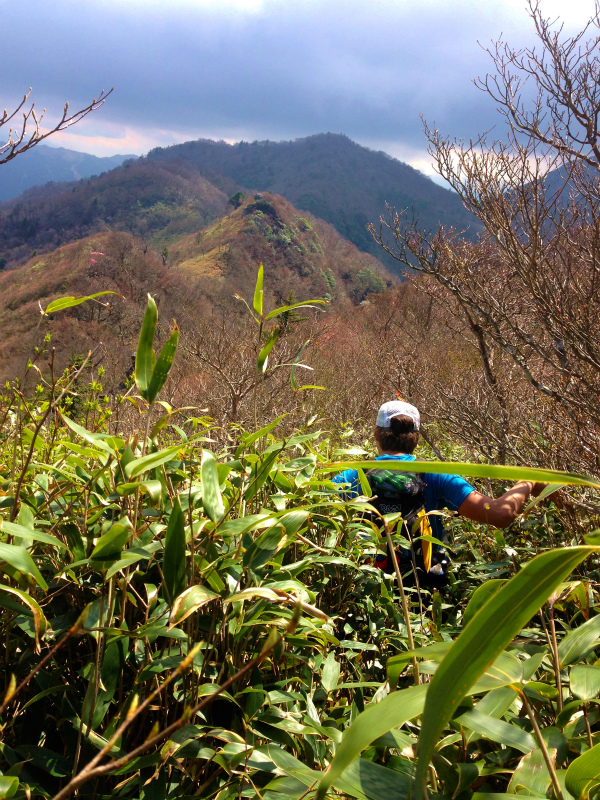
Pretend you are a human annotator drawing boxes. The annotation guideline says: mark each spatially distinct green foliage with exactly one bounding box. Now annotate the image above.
[1,290,600,800]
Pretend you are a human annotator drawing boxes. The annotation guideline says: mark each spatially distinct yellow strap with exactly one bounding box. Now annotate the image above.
[416,509,433,573]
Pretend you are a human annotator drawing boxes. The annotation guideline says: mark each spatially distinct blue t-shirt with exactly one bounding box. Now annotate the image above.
[332,453,475,543]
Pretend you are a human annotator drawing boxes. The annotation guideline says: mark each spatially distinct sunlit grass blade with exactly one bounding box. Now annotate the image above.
[43,291,122,314]
[558,614,600,667]
[315,685,428,800]
[0,584,47,649]
[321,460,600,488]
[414,546,598,799]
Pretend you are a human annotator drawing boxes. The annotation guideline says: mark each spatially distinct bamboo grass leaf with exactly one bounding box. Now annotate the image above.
[0,584,48,648]
[414,546,597,799]
[558,614,600,667]
[146,321,179,404]
[44,291,121,314]
[0,542,48,591]
[257,326,280,373]
[168,585,218,628]
[321,460,600,488]
[201,450,225,523]
[566,742,600,799]
[135,294,158,401]
[0,521,66,550]
[90,518,132,561]
[570,665,600,701]
[253,263,264,316]
[125,444,183,479]
[162,498,186,604]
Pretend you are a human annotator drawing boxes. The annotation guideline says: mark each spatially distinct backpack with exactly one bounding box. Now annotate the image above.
[364,468,450,589]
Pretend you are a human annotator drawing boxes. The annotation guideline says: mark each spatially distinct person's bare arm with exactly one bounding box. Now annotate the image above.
[458,482,545,529]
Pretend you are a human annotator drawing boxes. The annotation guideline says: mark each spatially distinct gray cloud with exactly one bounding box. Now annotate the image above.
[1,0,593,170]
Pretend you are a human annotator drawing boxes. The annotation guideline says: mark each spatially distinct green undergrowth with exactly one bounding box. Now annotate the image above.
[1,286,600,800]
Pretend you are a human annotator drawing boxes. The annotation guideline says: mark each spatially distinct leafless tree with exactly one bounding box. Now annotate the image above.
[370,0,600,479]
[1,87,113,165]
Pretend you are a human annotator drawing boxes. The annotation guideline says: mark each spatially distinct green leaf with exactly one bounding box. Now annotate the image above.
[257,326,280,373]
[414,546,597,799]
[244,510,308,570]
[244,447,283,503]
[265,299,327,322]
[559,614,600,667]
[357,468,372,498]
[508,749,552,797]
[61,414,118,457]
[236,415,285,455]
[290,340,309,391]
[135,294,158,401]
[116,480,162,502]
[462,579,506,627]
[0,776,19,799]
[91,518,131,561]
[322,654,341,692]
[146,321,179,404]
[0,542,48,590]
[570,665,600,701]
[456,708,536,753]
[163,498,186,604]
[566,742,600,800]
[44,291,120,314]
[0,520,66,550]
[322,460,600,489]
[387,642,452,690]
[168,584,218,627]
[201,450,225,523]
[338,758,411,800]
[0,584,48,646]
[253,263,264,316]
[125,444,183,479]
[315,684,427,800]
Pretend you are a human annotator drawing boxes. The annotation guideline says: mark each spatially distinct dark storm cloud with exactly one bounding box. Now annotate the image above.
[0,0,592,161]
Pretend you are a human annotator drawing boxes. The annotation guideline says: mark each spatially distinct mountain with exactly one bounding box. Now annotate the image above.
[144,133,481,267]
[0,145,136,202]
[0,160,231,266]
[0,194,389,382]
[0,133,479,275]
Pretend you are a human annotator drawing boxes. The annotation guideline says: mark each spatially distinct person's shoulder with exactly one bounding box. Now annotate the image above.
[425,469,475,508]
[332,468,359,484]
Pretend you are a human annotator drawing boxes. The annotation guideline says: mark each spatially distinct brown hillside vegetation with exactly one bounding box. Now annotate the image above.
[0,195,391,386]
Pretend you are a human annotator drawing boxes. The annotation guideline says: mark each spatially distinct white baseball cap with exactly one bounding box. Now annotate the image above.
[376,400,420,431]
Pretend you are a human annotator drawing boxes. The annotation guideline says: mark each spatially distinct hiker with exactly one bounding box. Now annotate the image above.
[333,400,546,588]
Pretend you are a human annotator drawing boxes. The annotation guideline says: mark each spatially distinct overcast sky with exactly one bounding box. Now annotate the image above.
[2,0,596,180]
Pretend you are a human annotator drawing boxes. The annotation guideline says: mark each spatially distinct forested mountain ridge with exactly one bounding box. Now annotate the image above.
[0,133,479,275]
[0,160,231,266]
[0,144,135,202]
[144,133,481,264]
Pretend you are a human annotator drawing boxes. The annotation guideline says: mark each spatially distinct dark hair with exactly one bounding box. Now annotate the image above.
[376,415,420,454]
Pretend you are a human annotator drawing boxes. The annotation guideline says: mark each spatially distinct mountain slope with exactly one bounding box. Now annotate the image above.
[144,133,480,268]
[0,160,231,265]
[0,145,136,202]
[168,192,390,304]
[0,193,391,381]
